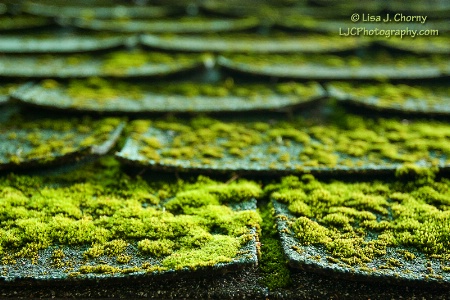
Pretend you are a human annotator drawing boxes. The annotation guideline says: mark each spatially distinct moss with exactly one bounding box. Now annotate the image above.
[116,254,132,264]
[79,264,119,274]
[193,181,262,203]
[165,190,220,214]
[103,239,128,256]
[52,249,65,259]
[395,163,437,185]
[258,203,292,290]
[101,51,197,75]
[142,136,162,149]
[42,79,59,89]
[269,168,450,268]
[330,82,449,111]
[128,111,450,171]
[66,77,144,106]
[51,249,66,268]
[35,78,322,111]
[1,115,122,165]
[162,235,240,270]
[84,244,104,259]
[201,146,224,158]
[138,239,175,257]
[291,217,332,245]
[224,52,448,71]
[397,249,416,260]
[0,157,261,274]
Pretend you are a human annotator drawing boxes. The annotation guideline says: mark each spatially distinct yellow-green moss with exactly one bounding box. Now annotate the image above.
[1,115,122,164]
[258,202,292,289]
[138,239,175,257]
[331,82,449,109]
[101,50,197,75]
[162,235,240,270]
[129,112,450,170]
[268,167,450,267]
[226,52,449,70]
[0,157,261,274]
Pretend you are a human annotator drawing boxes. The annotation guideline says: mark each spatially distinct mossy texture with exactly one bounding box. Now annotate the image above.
[0,157,261,279]
[0,50,202,78]
[71,16,259,33]
[218,52,449,79]
[258,203,292,290]
[141,33,369,53]
[15,78,324,113]
[118,112,450,174]
[328,82,450,115]
[269,167,450,284]
[0,113,123,169]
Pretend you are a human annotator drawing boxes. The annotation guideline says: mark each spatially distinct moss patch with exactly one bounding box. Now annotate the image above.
[0,51,201,77]
[0,114,122,168]
[258,202,292,290]
[101,50,198,75]
[119,112,450,173]
[268,166,450,281]
[218,52,448,79]
[0,157,261,278]
[17,78,323,113]
[329,82,450,114]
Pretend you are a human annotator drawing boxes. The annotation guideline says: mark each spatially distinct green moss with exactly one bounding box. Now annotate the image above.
[397,249,416,260]
[0,157,261,275]
[138,239,175,257]
[165,190,220,214]
[225,52,448,70]
[330,82,449,109]
[84,244,104,259]
[116,254,132,264]
[258,203,292,290]
[35,78,321,111]
[100,50,198,75]
[66,77,144,106]
[127,112,450,171]
[269,167,450,268]
[52,249,65,259]
[79,264,119,274]
[1,115,122,165]
[162,235,240,270]
[395,163,437,185]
